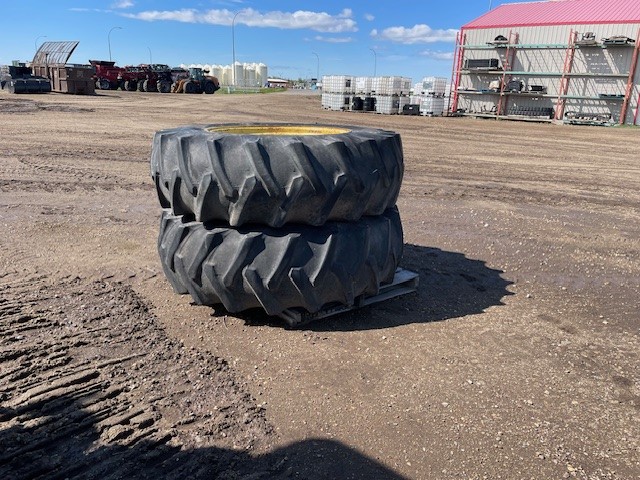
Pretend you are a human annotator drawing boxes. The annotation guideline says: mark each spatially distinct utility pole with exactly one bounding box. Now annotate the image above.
[232,11,241,86]
[108,26,122,62]
[312,52,319,84]
[369,48,377,77]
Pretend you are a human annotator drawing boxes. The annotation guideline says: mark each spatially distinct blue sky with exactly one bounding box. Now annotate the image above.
[2,1,529,82]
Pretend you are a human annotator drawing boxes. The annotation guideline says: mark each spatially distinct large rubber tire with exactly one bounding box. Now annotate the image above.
[137,80,145,92]
[204,81,216,94]
[99,78,111,90]
[151,124,404,228]
[157,207,403,316]
[184,81,196,94]
[158,80,172,93]
[125,80,137,91]
[144,79,158,92]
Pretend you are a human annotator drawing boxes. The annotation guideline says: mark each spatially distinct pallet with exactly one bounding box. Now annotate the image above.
[278,268,419,328]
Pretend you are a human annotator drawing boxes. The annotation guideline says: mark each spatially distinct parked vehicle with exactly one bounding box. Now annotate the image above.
[128,64,173,93]
[171,67,220,94]
[90,60,124,90]
[90,60,172,92]
[0,64,51,94]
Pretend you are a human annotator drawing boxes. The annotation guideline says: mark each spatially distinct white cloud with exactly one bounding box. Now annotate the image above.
[371,24,458,44]
[419,50,455,60]
[70,7,109,13]
[364,13,374,21]
[124,7,357,33]
[314,35,353,43]
[129,9,199,22]
[112,0,134,8]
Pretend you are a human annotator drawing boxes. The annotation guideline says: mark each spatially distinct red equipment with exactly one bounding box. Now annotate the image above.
[90,60,173,93]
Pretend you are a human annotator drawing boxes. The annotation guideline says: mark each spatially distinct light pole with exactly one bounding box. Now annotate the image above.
[147,46,152,64]
[35,36,47,52]
[108,26,122,62]
[312,52,319,84]
[231,11,241,86]
[369,48,377,77]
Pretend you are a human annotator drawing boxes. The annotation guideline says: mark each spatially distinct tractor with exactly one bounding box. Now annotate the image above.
[172,67,220,94]
[131,64,173,93]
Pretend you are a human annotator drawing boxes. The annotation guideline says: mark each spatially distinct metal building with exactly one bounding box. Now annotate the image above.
[450,0,640,125]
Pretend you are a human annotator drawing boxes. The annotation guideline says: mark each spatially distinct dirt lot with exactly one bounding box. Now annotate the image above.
[0,89,639,479]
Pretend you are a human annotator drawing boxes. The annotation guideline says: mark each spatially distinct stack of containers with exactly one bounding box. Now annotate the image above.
[351,76,373,112]
[444,82,452,114]
[321,75,355,111]
[371,76,412,115]
[414,76,447,96]
[410,76,447,116]
[355,76,372,95]
[375,96,400,115]
[398,96,410,113]
[419,97,446,116]
[371,76,412,96]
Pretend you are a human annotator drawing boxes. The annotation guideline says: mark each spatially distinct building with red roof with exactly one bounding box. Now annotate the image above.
[451,0,640,125]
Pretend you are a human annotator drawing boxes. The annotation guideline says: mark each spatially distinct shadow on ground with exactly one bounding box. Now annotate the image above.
[228,244,513,331]
[0,394,406,480]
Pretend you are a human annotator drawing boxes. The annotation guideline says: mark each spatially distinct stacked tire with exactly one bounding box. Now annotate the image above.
[151,124,405,318]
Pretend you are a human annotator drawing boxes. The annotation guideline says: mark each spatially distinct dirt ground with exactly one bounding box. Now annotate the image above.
[0,89,639,479]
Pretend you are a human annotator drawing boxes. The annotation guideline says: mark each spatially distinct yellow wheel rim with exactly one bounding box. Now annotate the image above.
[207,125,350,136]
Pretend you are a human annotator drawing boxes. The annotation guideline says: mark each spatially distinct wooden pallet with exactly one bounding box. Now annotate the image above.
[278,268,419,328]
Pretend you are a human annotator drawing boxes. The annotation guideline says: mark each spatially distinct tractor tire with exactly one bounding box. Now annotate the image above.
[157,207,403,316]
[158,80,172,93]
[99,78,111,90]
[144,80,157,92]
[125,80,137,91]
[184,81,196,94]
[151,124,404,228]
[137,80,145,92]
[204,81,216,94]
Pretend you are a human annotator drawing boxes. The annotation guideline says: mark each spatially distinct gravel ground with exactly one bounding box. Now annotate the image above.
[0,89,638,479]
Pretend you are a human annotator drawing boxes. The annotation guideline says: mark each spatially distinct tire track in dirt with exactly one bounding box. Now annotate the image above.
[0,275,278,479]
[402,176,639,212]
[0,178,149,193]
[0,157,150,194]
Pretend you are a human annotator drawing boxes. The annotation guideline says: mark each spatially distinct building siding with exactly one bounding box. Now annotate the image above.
[465,0,640,29]
[455,23,640,124]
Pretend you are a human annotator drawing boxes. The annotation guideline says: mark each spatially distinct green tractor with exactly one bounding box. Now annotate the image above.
[173,67,220,94]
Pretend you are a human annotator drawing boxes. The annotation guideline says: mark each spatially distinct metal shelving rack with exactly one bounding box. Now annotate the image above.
[554,30,578,120]
[496,31,519,117]
[620,28,640,123]
[451,27,640,124]
[448,31,467,114]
